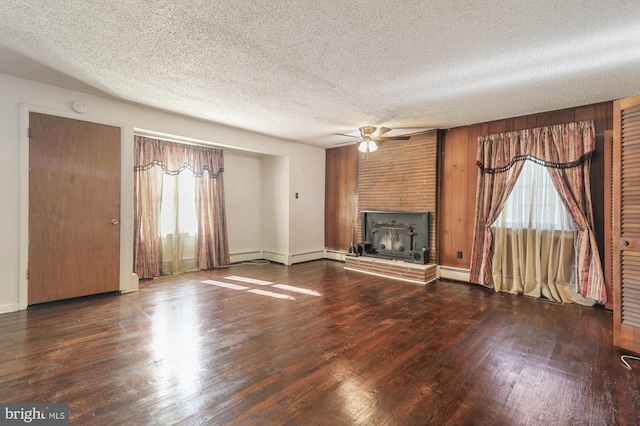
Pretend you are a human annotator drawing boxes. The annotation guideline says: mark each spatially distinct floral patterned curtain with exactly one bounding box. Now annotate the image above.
[469,120,606,302]
[133,136,229,279]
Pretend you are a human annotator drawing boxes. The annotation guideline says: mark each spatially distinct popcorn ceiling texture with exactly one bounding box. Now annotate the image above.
[1,0,639,147]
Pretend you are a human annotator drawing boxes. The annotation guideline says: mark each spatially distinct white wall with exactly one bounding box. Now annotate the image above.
[261,155,290,264]
[289,151,326,263]
[224,151,263,262]
[0,73,325,313]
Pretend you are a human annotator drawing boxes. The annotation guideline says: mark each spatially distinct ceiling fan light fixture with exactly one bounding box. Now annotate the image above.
[358,140,378,153]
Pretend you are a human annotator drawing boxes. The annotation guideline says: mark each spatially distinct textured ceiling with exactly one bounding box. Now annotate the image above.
[1,1,640,148]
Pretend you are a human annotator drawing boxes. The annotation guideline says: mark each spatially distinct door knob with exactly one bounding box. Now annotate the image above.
[621,240,629,247]
[111,219,119,225]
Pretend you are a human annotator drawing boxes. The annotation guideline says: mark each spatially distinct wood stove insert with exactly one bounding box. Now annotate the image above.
[358,210,430,264]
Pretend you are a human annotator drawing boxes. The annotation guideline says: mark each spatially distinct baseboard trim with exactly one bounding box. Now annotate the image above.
[438,266,470,282]
[230,251,264,264]
[290,251,324,264]
[0,303,19,315]
[262,251,289,265]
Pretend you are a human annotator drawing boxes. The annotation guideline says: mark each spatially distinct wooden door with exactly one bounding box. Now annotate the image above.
[28,112,121,305]
[613,95,640,354]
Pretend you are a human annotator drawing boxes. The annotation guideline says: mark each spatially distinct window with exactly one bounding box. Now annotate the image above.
[492,160,575,231]
[160,173,197,237]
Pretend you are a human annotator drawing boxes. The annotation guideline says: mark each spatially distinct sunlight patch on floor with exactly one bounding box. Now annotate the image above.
[273,284,322,296]
[201,280,249,290]
[201,276,322,300]
[248,289,296,300]
[225,276,273,286]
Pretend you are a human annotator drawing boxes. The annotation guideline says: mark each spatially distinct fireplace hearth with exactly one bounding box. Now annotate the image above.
[358,210,430,264]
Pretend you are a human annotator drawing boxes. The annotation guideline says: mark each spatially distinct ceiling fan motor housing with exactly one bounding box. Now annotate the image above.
[360,126,378,138]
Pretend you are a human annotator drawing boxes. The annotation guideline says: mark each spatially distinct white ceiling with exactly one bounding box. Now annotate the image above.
[2,1,640,148]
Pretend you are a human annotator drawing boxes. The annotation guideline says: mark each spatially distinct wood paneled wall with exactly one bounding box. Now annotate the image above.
[439,126,478,269]
[324,145,358,251]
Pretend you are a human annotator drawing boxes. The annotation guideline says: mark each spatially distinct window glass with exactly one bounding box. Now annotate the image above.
[492,161,575,231]
[160,173,198,236]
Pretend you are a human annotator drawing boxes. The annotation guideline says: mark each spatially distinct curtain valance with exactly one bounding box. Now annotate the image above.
[134,136,224,178]
[476,121,595,174]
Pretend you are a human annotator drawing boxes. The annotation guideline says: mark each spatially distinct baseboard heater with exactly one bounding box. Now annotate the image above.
[437,266,470,282]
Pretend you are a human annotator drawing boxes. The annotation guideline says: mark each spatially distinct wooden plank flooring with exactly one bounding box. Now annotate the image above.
[0,260,638,425]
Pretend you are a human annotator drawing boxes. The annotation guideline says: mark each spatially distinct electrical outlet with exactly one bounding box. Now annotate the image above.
[457,251,463,259]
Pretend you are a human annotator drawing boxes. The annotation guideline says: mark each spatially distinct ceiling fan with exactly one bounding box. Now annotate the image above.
[334,126,411,153]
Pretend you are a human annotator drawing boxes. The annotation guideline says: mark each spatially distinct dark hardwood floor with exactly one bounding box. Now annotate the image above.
[1,260,638,425]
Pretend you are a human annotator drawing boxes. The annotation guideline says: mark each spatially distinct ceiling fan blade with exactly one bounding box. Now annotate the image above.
[378,135,410,141]
[374,127,392,137]
[333,133,360,139]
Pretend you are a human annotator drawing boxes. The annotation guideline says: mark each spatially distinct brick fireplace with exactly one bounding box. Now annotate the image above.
[342,131,438,284]
[356,131,438,264]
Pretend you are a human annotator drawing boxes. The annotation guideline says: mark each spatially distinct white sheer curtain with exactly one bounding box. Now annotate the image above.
[160,173,198,274]
[491,160,594,305]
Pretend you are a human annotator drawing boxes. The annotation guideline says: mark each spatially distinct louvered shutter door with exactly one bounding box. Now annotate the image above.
[613,95,640,354]
[604,130,613,310]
